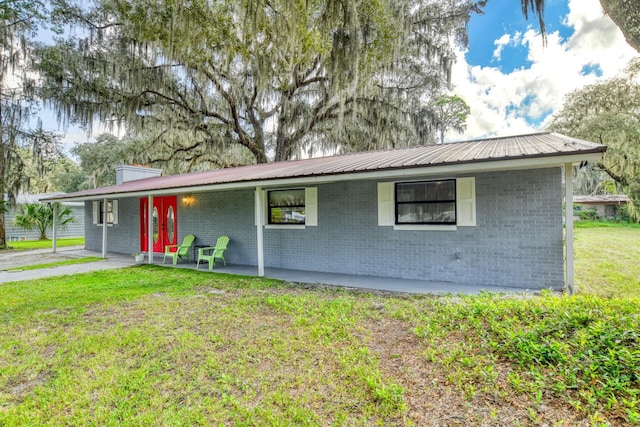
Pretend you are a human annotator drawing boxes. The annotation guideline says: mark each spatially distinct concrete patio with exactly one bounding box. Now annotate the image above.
[0,247,537,295]
[159,257,535,295]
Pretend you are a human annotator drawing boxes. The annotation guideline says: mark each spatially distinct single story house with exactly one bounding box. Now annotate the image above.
[5,192,84,241]
[43,132,606,293]
[573,194,628,219]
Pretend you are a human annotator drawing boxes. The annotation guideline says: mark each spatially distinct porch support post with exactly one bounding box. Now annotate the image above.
[52,203,58,253]
[51,202,58,254]
[255,187,265,277]
[148,194,154,264]
[565,163,575,295]
[102,198,108,258]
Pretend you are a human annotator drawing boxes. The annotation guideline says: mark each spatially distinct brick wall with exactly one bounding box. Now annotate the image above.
[178,189,257,265]
[261,168,563,290]
[85,198,139,254]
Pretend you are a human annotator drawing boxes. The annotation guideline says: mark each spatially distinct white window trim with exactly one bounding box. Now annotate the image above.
[378,177,475,230]
[92,201,98,224]
[393,224,458,231]
[256,187,318,229]
[264,224,306,230]
[456,177,476,227]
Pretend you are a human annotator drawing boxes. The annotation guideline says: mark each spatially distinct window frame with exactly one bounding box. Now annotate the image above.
[93,200,118,226]
[98,201,114,225]
[394,179,457,225]
[378,177,475,230]
[267,188,307,225]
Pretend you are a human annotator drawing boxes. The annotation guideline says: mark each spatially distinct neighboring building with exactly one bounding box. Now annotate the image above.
[573,194,629,219]
[43,133,606,292]
[5,193,85,241]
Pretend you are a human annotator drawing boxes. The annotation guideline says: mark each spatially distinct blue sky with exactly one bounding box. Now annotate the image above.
[467,0,571,73]
[450,0,637,139]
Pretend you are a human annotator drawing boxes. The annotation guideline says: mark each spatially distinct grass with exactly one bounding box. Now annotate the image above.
[2,237,85,251]
[0,270,408,426]
[575,227,640,297]
[404,293,639,425]
[7,257,104,271]
[0,227,638,425]
[574,220,640,229]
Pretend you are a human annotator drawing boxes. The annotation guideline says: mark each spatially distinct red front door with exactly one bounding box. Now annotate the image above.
[140,196,177,253]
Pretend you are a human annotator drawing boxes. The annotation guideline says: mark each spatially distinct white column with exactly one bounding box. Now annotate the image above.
[148,194,154,264]
[102,198,108,258]
[52,203,58,253]
[565,163,575,295]
[255,187,265,277]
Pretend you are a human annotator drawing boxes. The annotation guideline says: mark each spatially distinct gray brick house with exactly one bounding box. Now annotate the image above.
[44,132,606,293]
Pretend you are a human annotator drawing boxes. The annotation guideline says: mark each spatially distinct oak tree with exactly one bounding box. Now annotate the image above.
[550,58,640,220]
[1,0,62,247]
[37,0,479,173]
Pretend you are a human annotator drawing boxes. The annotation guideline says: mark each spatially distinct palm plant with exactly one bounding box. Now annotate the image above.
[13,203,73,240]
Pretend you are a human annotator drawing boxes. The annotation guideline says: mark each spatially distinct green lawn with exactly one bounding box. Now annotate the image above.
[0,228,638,426]
[575,227,640,298]
[7,257,104,271]
[3,237,84,251]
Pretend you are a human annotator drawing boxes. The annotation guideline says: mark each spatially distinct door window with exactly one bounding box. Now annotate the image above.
[153,206,159,243]
[167,206,175,243]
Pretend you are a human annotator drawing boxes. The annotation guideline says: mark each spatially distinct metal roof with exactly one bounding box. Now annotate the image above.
[44,132,606,201]
[573,195,629,204]
[9,192,84,206]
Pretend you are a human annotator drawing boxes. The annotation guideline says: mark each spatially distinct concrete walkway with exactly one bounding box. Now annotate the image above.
[0,247,533,295]
[0,247,133,284]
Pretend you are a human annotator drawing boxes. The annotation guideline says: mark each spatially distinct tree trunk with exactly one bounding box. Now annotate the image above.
[274,107,292,162]
[252,142,269,164]
[0,86,5,249]
[274,132,291,162]
[0,213,6,249]
[600,0,640,52]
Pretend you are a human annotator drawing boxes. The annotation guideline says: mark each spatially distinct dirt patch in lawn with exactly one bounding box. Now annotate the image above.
[0,248,81,271]
[366,316,593,426]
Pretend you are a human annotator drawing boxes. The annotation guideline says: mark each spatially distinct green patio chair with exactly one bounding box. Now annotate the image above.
[163,234,195,265]
[196,235,229,271]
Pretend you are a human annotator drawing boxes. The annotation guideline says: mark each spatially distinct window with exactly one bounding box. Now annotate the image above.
[395,180,456,225]
[99,201,113,225]
[378,178,475,228]
[268,189,306,224]
[92,200,119,225]
[257,187,317,228]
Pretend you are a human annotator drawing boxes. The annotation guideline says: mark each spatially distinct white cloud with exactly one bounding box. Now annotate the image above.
[492,31,524,61]
[492,33,511,60]
[448,0,637,141]
[59,130,91,153]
